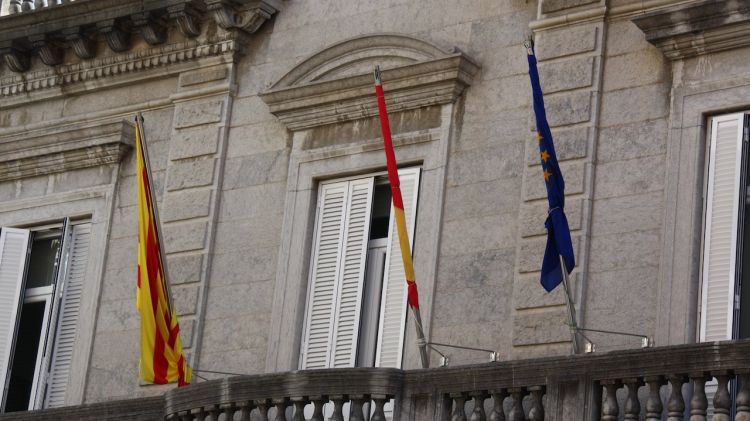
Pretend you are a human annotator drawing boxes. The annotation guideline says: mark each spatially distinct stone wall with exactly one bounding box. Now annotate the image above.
[0,0,725,406]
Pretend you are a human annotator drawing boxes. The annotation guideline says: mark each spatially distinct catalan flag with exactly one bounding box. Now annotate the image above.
[135,116,192,386]
[526,43,576,292]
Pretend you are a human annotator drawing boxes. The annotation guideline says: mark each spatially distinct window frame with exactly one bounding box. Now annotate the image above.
[0,218,91,413]
[298,167,421,370]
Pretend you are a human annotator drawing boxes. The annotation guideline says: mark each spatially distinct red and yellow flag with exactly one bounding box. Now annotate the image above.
[374,67,429,368]
[374,71,419,310]
[135,118,192,386]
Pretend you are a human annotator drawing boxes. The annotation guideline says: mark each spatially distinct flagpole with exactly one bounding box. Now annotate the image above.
[373,66,429,369]
[560,257,580,354]
[135,113,175,314]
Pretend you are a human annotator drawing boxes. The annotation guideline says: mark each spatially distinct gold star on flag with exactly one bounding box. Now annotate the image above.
[540,150,550,162]
[537,133,544,141]
[543,169,552,181]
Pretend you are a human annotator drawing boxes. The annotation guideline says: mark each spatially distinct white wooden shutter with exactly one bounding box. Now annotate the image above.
[0,228,30,408]
[700,113,746,342]
[44,223,91,408]
[376,168,421,368]
[301,182,349,369]
[330,178,374,367]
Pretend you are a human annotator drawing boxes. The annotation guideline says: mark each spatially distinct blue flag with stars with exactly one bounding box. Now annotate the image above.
[526,43,576,292]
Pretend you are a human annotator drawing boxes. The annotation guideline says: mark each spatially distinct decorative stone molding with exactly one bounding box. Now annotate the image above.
[260,34,479,131]
[204,0,280,33]
[0,119,133,182]
[0,34,239,98]
[0,0,280,72]
[632,0,750,60]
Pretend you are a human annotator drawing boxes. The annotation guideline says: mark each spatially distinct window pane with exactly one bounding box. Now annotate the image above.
[26,235,61,289]
[369,183,392,240]
[5,301,46,412]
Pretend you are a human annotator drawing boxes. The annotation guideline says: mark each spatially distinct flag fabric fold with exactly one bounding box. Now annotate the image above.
[527,45,576,292]
[136,118,192,386]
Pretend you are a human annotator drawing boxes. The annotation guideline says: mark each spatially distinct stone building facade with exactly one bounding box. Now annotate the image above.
[0,0,748,418]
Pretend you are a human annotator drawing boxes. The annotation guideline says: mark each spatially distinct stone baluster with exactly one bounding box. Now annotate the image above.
[238,401,254,421]
[507,388,525,421]
[291,397,307,421]
[21,0,33,12]
[207,405,220,421]
[470,391,487,421]
[371,396,388,421]
[220,404,236,421]
[256,399,271,421]
[737,371,750,421]
[179,411,195,421]
[349,395,367,421]
[623,378,642,421]
[601,381,620,421]
[527,386,545,421]
[309,396,326,421]
[191,408,207,421]
[330,396,346,421]
[667,376,686,421]
[645,376,665,421]
[273,399,288,421]
[713,373,732,421]
[9,0,22,14]
[689,374,709,421]
[451,393,467,421]
[488,389,507,421]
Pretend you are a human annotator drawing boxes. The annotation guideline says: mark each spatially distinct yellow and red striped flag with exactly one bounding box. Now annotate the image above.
[135,116,192,386]
[374,67,429,368]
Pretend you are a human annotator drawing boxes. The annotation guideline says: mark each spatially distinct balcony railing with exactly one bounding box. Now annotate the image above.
[2,340,750,420]
[4,0,73,15]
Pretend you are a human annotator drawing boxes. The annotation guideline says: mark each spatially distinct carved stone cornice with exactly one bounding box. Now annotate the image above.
[204,0,279,33]
[0,39,31,72]
[0,0,280,73]
[0,34,240,98]
[0,119,133,182]
[632,0,750,60]
[260,34,480,131]
[29,34,64,66]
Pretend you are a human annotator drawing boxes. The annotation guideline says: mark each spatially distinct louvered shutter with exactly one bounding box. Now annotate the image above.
[44,223,91,408]
[700,113,747,342]
[375,168,421,368]
[0,228,30,408]
[330,178,374,367]
[301,182,349,369]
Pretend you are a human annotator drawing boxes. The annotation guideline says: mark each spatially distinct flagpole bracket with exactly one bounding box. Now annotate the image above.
[425,342,500,366]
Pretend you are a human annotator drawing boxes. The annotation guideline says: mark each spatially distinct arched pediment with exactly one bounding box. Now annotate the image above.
[261,33,479,131]
[271,34,454,88]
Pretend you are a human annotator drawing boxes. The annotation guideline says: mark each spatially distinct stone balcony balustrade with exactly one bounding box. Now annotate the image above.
[1,340,750,420]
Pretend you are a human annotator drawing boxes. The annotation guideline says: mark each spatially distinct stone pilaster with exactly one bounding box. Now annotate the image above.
[511,1,606,355]
[161,63,236,365]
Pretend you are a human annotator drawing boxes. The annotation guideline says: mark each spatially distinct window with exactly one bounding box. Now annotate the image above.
[299,168,420,370]
[700,113,750,342]
[0,220,91,412]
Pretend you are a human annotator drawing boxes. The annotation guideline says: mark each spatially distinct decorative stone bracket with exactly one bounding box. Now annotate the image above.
[0,0,280,72]
[632,0,750,60]
[260,34,480,131]
[0,119,134,181]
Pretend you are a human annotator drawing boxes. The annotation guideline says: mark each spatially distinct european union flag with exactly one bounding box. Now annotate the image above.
[526,42,576,292]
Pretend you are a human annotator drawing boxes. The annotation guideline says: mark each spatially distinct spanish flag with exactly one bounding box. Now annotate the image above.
[135,116,192,386]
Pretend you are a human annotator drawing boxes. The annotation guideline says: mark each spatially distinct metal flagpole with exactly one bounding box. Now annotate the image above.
[373,66,429,369]
[136,113,175,314]
[560,257,580,354]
